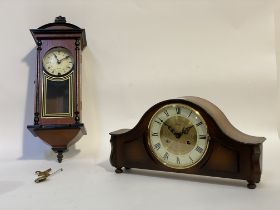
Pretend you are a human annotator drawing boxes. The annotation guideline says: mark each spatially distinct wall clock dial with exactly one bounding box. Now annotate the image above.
[148,104,209,169]
[27,16,87,163]
[43,47,74,76]
[110,97,266,189]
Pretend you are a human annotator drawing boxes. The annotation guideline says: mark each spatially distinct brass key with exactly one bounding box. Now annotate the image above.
[34,168,63,183]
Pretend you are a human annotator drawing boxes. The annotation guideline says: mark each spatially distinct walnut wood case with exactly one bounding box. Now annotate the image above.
[110,96,265,189]
[27,17,87,162]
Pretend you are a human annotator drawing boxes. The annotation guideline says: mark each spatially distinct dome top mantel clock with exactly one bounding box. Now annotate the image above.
[27,16,87,163]
[109,96,266,189]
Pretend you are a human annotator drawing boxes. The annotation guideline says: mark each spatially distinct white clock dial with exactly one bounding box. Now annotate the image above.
[148,103,209,169]
[43,47,74,76]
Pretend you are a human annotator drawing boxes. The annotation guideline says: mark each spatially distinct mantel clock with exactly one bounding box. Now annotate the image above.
[110,97,266,189]
[27,16,87,162]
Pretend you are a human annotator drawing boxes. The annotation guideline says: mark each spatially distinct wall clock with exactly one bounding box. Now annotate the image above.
[110,96,266,189]
[27,16,87,163]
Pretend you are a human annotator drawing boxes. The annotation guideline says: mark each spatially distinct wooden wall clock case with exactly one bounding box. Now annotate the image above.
[110,97,266,189]
[27,16,87,162]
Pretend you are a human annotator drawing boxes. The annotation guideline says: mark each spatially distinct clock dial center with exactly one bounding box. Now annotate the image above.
[161,116,197,155]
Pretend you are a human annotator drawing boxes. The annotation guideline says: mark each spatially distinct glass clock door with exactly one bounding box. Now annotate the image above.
[42,73,73,118]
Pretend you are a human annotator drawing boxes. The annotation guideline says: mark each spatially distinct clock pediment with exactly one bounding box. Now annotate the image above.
[30,16,87,49]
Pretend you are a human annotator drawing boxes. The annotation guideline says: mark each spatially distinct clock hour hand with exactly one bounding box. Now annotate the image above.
[60,55,70,62]
[181,125,194,135]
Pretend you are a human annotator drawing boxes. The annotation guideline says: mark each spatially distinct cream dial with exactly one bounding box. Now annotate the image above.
[43,47,74,76]
[148,103,209,169]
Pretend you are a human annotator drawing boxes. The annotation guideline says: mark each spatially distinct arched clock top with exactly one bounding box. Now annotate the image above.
[178,96,266,145]
[111,96,265,145]
[30,16,87,50]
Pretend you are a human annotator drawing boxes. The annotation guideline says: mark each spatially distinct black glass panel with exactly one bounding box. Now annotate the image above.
[46,79,69,114]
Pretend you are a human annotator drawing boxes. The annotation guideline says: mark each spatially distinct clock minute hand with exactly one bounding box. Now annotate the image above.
[162,121,181,139]
[163,122,175,134]
[53,53,59,63]
[160,120,174,133]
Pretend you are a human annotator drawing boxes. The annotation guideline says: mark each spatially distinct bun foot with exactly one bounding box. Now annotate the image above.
[247,182,256,189]
[115,168,123,173]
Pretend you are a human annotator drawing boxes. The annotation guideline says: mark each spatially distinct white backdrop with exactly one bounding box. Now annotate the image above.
[0,0,279,210]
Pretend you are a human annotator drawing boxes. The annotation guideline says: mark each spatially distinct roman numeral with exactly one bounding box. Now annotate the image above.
[195,146,203,153]
[187,111,192,117]
[189,156,194,163]
[196,122,203,127]
[154,143,161,150]
[152,133,158,136]
[163,110,169,117]
[155,118,163,125]
[199,135,206,139]
[176,107,181,114]
[163,152,169,160]
[155,120,162,125]
[176,157,180,164]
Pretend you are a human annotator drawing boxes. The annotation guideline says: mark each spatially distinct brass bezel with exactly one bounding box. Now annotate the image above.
[147,103,209,169]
